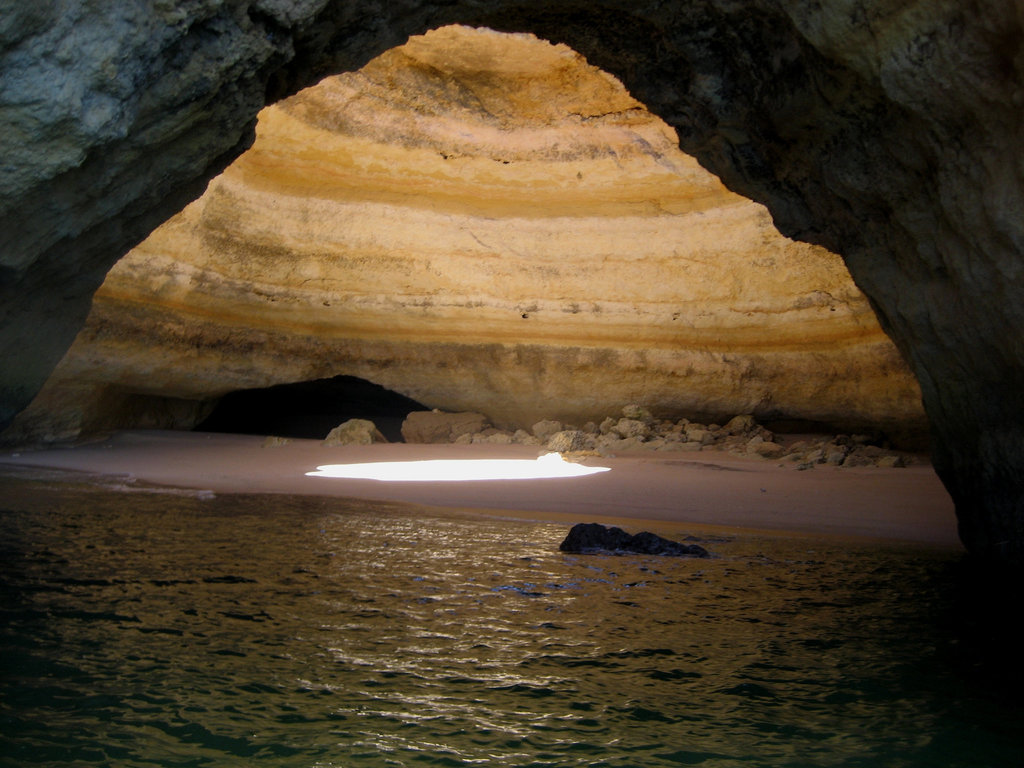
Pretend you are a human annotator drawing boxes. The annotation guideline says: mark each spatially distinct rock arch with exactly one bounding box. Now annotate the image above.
[1,26,925,447]
[1,1,1021,562]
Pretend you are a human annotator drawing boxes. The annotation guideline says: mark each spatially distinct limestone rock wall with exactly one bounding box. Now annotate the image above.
[3,27,924,446]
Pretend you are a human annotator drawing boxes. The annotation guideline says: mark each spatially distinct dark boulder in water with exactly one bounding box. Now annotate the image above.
[559,523,709,558]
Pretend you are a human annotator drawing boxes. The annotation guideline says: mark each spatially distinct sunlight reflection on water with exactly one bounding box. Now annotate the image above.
[1,479,1020,767]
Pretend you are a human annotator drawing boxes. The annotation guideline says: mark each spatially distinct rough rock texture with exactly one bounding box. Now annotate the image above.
[559,522,710,558]
[323,418,388,446]
[393,405,916,469]
[1,2,1022,562]
[401,410,490,444]
[545,430,594,453]
[2,26,922,448]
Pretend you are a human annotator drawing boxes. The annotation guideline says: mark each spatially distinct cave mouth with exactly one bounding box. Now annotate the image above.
[195,376,426,442]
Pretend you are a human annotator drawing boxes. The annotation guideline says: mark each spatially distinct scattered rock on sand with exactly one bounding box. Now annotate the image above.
[531,419,563,440]
[512,429,541,446]
[261,436,292,448]
[723,414,758,435]
[470,429,514,444]
[621,404,654,424]
[405,407,911,469]
[546,430,594,453]
[612,418,650,439]
[324,418,388,445]
[401,410,489,443]
[559,522,709,557]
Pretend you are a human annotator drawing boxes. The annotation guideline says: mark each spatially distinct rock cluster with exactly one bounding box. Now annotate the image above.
[400,411,489,444]
[400,405,910,469]
[559,522,709,558]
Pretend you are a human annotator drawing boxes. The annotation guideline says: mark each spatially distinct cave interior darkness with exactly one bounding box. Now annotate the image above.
[197,376,426,443]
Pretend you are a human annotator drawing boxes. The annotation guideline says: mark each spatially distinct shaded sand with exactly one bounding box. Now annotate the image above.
[0,430,959,547]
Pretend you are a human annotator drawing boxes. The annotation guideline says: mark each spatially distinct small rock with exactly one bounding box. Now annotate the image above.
[512,429,541,445]
[621,404,654,423]
[784,440,813,456]
[546,430,594,452]
[532,419,563,440]
[474,431,513,444]
[841,453,875,467]
[613,418,650,439]
[825,446,848,465]
[748,437,786,459]
[723,414,758,435]
[805,449,826,464]
[402,411,489,443]
[323,418,388,446]
[684,425,713,445]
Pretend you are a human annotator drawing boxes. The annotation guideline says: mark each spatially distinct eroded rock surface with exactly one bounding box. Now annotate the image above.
[1,2,1022,561]
[323,419,388,446]
[3,27,923,447]
[401,410,492,444]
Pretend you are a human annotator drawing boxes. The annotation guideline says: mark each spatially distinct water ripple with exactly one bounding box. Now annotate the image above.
[1,481,1019,766]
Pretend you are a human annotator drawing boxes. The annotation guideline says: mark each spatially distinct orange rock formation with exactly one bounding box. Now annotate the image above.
[5,27,924,444]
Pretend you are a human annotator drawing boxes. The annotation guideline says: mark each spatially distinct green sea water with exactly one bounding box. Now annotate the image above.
[1,476,1021,767]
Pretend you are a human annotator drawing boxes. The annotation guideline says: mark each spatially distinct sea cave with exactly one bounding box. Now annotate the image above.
[1,2,1023,764]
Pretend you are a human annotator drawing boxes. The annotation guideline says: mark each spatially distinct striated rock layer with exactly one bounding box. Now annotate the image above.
[1,2,1023,562]
[3,27,924,446]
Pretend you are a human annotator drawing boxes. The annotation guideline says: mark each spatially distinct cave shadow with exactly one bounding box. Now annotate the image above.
[196,375,425,442]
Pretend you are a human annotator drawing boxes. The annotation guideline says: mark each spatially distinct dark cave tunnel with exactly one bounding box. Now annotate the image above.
[196,375,426,442]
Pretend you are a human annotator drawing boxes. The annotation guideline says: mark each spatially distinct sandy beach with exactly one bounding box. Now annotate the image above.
[0,429,959,547]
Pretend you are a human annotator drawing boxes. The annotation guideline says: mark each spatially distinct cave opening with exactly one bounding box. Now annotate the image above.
[196,375,426,442]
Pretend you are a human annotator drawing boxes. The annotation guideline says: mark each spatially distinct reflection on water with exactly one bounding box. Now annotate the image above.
[1,478,1021,767]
